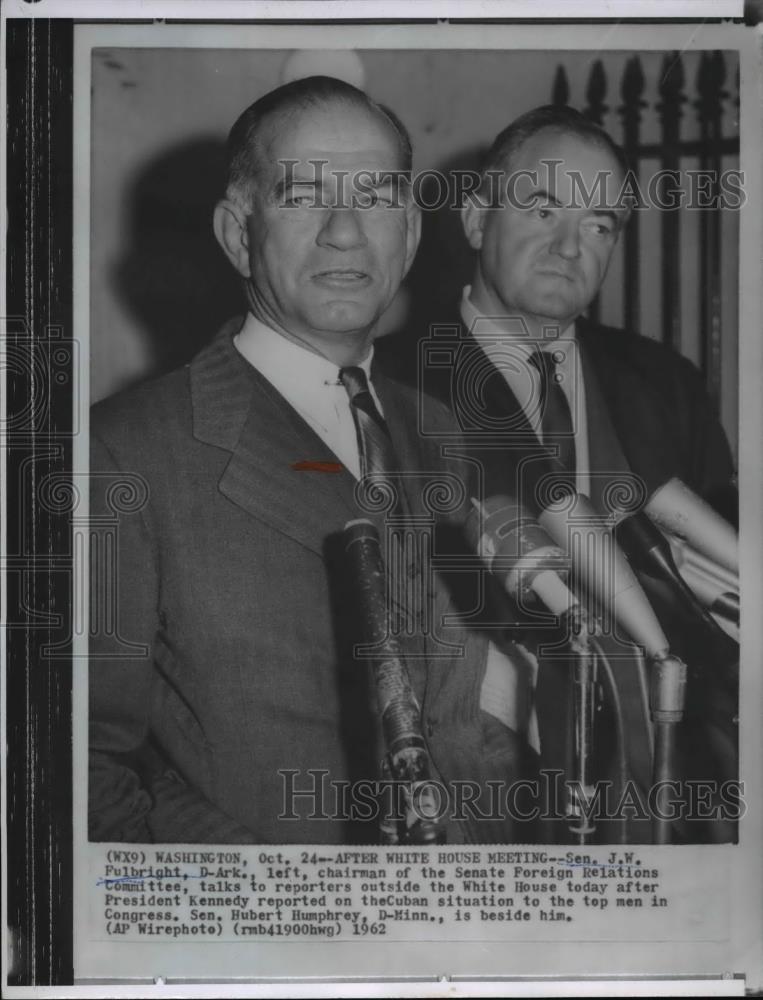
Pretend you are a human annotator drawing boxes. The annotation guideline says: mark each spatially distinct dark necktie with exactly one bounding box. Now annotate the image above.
[339,366,408,513]
[526,348,577,837]
[340,366,428,829]
[529,348,577,484]
[339,364,421,648]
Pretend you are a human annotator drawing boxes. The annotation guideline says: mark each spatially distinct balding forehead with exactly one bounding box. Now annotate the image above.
[252,96,407,179]
[507,127,623,178]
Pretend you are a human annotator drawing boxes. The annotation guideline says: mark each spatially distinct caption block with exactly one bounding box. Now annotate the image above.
[89,844,725,943]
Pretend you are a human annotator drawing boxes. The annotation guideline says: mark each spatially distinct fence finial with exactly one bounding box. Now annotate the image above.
[620,54,646,115]
[658,51,686,149]
[697,50,728,116]
[551,65,570,106]
[584,59,608,125]
[618,56,646,334]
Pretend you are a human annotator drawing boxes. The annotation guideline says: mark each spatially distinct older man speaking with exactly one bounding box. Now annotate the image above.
[88,77,537,845]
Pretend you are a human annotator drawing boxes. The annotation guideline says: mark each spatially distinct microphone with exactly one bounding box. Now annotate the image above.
[710,591,740,625]
[613,510,738,645]
[679,548,739,627]
[644,477,738,576]
[343,518,445,845]
[465,495,587,628]
[536,492,690,845]
[465,495,597,842]
[537,493,670,659]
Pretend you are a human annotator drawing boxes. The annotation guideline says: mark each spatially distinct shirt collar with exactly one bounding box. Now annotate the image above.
[235,312,374,391]
[460,285,577,357]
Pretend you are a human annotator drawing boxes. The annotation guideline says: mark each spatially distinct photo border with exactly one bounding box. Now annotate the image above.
[3,4,762,995]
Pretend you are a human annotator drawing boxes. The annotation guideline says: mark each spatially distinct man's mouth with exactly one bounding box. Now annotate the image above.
[312,269,371,286]
[536,268,576,282]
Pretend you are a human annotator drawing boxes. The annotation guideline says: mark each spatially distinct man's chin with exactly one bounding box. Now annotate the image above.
[296,319,375,344]
[525,296,582,329]
[310,303,380,336]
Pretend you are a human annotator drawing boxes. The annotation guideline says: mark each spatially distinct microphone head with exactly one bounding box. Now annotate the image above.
[645,477,738,576]
[343,517,380,546]
[466,496,569,601]
[614,509,680,577]
[538,493,670,658]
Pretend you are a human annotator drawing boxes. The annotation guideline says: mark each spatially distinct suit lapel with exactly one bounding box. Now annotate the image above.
[374,367,428,509]
[457,316,639,516]
[576,323,637,514]
[454,323,539,441]
[190,322,358,555]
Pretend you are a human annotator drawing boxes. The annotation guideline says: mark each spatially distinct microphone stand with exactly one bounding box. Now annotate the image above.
[614,513,713,843]
[467,496,603,845]
[344,518,446,846]
[562,601,687,846]
[649,650,687,845]
[562,605,597,845]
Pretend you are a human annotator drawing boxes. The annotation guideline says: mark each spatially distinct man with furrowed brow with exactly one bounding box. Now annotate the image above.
[400,104,737,842]
[88,76,541,845]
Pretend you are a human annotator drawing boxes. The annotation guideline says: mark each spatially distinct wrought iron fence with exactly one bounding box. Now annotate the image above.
[552,51,740,408]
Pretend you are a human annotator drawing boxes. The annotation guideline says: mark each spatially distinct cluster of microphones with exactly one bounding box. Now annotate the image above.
[344,474,739,846]
[467,476,738,661]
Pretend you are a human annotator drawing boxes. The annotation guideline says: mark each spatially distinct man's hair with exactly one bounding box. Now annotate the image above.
[224,75,413,211]
[480,104,629,185]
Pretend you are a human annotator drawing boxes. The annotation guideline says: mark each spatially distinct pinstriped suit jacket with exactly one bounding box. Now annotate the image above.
[89,319,536,844]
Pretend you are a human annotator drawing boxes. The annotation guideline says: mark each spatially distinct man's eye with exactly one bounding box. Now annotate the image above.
[367,191,397,207]
[532,202,556,220]
[283,192,315,207]
[586,220,615,237]
[354,190,397,209]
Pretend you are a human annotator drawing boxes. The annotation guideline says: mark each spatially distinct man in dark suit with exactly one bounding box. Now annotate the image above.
[391,105,737,842]
[88,77,537,845]
[456,104,735,509]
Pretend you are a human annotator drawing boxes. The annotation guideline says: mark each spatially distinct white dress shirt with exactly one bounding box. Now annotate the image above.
[235,311,540,748]
[460,286,591,496]
[234,312,383,481]
[459,287,600,752]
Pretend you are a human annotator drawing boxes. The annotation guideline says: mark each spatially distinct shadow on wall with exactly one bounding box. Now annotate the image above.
[113,136,485,385]
[112,137,245,380]
[379,143,486,377]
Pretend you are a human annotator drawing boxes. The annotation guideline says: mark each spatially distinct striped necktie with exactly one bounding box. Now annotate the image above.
[339,366,428,828]
[340,364,419,637]
[339,366,408,513]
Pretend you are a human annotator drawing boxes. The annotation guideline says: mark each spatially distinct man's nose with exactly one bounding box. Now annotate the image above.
[316,206,368,250]
[549,219,581,259]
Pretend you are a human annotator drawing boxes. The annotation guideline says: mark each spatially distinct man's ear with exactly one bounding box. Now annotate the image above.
[461,197,487,251]
[402,200,422,279]
[213,199,252,278]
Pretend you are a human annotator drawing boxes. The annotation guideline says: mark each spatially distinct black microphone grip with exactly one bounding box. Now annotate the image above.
[615,513,727,629]
[344,518,445,844]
